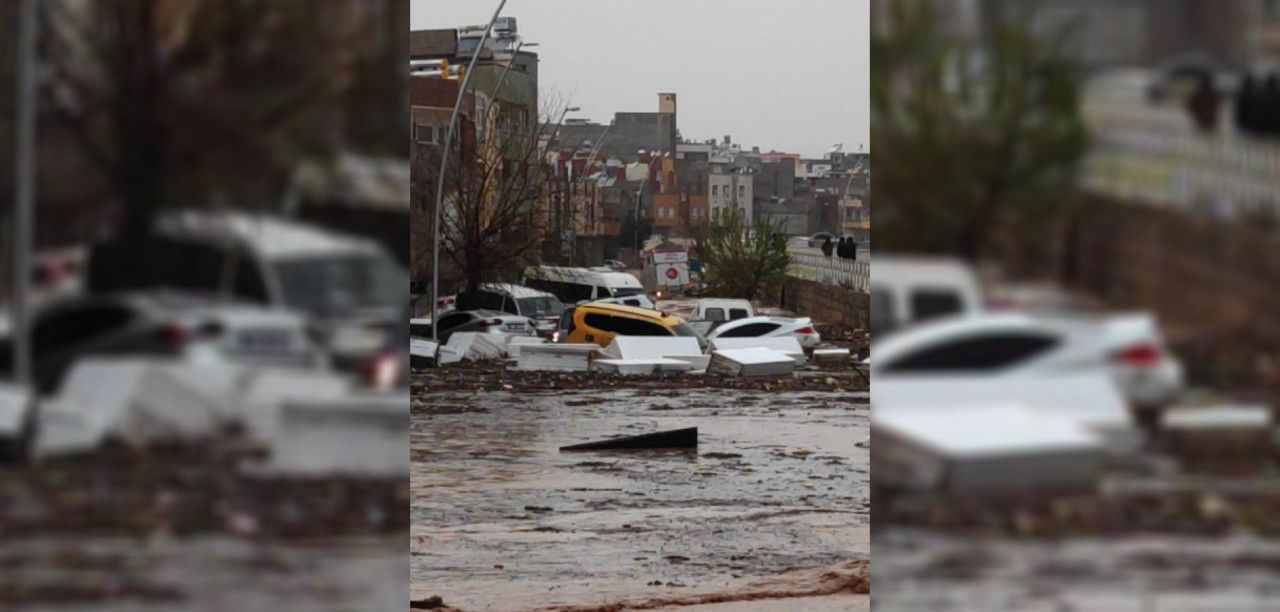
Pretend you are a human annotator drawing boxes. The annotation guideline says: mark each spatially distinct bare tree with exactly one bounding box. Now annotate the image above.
[39,0,376,245]
[423,97,570,295]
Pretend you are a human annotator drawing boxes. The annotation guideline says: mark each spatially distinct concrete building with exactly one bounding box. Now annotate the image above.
[708,168,753,225]
[555,93,680,163]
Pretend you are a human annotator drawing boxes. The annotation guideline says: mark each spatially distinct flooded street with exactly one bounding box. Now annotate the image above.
[874,527,1280,611]
[412,388,869,611]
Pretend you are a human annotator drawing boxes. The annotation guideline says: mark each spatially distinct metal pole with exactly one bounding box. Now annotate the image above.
[13,0,37,387]
[432,0,507,344]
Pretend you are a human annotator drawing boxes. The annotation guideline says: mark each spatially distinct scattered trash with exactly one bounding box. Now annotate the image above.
[873,404,1104,495]
[248,391,407,478]
[812,348,852,364]
[0,382,31,440]
[874,373,1139,454]
[504,335,546,359]
[515,343,598,371]
[709,337,807,365]
[593,358,695,376]
[1160,404,1274,472]
[410,337,437,365]
[707,348,797,377]
[560,426,698,451]
[444,332,506,361]
[35,359,225,458]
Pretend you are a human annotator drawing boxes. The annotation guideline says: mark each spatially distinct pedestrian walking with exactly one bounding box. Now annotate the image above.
[821,236,834,258]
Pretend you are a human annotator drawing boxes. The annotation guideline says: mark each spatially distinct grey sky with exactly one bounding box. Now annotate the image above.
[411,0,869,159]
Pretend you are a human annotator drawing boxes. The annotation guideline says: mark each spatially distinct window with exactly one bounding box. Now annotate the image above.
[871,289,896,337]
[414,124,437,145]
[883,332,1060,373]
[233,257,270,304]
[704,307,726,322]
[728,308,750,320]
[583,313,671,336]
[437,312,473,333]
[595,286,611,299]
[910,289,964,324]
[718,322,781,337]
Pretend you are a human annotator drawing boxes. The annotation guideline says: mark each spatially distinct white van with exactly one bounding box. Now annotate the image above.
[870,256,983,339]
[523,265,648,305]
[695,298,754,323]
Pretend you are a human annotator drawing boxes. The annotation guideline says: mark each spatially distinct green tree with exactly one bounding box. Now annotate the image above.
[694,210,790,301]
[871,0,1088,260]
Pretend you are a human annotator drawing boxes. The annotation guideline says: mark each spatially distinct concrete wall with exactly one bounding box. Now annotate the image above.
[781,277,870,329]
[1030,195,1280,389]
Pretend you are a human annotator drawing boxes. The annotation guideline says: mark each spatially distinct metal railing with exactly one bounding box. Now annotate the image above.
[787,252,869,293]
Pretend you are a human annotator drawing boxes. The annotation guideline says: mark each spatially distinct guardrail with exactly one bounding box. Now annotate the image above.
[787,252,869,293]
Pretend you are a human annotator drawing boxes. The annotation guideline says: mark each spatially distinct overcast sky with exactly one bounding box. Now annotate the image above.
[411,0,869,158]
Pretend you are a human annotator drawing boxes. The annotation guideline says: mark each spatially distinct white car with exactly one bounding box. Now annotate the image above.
[410,310,536,345]
[707,316,822,349]
[871,312,1184,416]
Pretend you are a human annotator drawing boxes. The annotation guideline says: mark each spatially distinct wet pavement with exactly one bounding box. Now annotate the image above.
[412,387,869,611]
[874,527,1280,611]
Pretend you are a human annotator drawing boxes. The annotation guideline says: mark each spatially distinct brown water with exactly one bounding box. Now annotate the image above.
[874,527,1280,611]
[1,535,407,611]
[412,389,870,611]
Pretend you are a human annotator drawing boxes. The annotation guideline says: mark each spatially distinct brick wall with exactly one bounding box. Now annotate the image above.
[781,277,870,329]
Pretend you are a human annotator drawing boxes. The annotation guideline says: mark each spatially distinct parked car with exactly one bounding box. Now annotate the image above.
[457,284,564,337]
[707,316,822,349]
[6,291,319,396]
[556,302,703,349]
[807,232,835,248]
[870,313,1184,421]
[421,309,536,345]
[870,256,983,339]
[88,210,408,372]
[694,298,754,323]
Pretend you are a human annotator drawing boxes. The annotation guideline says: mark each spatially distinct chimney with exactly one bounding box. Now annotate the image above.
[658,92,677,114]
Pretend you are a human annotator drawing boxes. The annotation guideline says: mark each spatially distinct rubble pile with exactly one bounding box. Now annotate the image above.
[0,440,409,538]
[881,486,1280,537]
[410,360,868,395]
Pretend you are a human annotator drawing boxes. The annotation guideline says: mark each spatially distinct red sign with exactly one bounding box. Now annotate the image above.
[665,267,679,280]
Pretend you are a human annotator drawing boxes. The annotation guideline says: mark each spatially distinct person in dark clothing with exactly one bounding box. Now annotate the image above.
[1237,73,1258,134]
[821,237,834,257]
[848,239,858,260]
[840,237,851,259]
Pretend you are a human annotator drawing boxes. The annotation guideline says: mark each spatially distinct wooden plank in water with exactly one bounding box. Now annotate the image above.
[560,427,698,451]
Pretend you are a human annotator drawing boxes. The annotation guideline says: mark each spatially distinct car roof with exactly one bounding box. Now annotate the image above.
[156,210,384,260]
[453,309,509,318]
[524,265,644,289]
[478,283,558,300]
[712,315,806,332]
[579,302,680,322]
[698,298,752,307]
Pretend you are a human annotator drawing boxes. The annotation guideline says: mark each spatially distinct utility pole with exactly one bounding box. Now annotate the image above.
[13,0,37,388]
[432,0,507,343]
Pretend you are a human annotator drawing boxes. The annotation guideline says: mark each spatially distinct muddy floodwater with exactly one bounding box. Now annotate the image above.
[412,388,870,611]
[874,527,1280,611]
[1,536,406,611]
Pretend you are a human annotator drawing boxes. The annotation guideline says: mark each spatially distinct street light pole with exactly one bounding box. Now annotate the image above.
[432,0,507,344]
[13,0,37,388]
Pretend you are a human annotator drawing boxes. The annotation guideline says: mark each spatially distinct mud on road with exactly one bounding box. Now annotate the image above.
[412,387,870,611]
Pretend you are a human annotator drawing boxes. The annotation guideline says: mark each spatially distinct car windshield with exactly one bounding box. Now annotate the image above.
[612,287,644,297]
[273,253,406,316]
[518,296,564,318]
